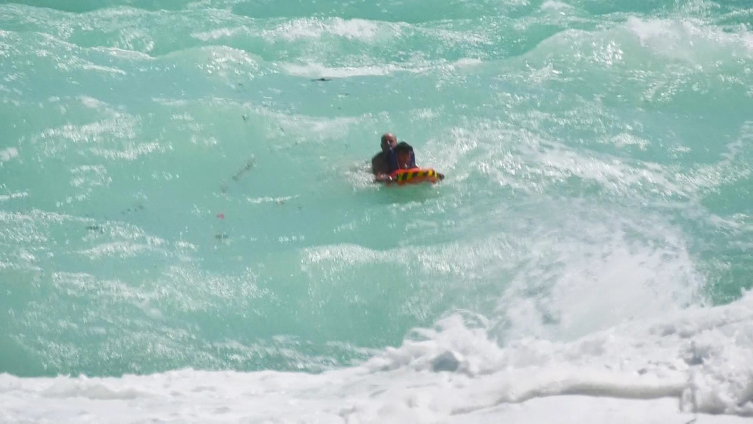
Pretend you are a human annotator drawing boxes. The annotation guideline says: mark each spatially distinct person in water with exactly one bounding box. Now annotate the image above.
[375,141,443,182]
[372,132,415,175]
[372,133,397,175]
[393,141,416,170]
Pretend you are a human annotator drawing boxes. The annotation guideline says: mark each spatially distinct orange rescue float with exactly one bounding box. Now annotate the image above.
[388,167,443,185]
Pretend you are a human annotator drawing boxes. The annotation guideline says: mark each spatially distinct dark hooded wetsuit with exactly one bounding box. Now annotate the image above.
[388,150,415,172]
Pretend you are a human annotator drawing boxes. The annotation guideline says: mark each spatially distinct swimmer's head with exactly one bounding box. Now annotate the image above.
[381,133,397,152]
[394,141,413,169]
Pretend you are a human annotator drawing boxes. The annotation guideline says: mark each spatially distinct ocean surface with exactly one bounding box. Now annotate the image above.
[1,0,752,422]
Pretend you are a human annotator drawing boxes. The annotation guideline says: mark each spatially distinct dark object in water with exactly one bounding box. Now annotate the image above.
[232,158,255,181]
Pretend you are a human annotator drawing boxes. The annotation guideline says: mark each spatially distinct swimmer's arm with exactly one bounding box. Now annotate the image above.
[371,155,381,175]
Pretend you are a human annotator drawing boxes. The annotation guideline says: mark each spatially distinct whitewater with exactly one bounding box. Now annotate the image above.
[1,0,752,422]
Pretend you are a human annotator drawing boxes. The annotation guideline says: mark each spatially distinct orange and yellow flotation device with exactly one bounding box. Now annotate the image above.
[388,168,442,185]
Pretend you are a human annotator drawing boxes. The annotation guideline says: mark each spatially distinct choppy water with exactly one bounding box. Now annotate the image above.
[1,0,752,422]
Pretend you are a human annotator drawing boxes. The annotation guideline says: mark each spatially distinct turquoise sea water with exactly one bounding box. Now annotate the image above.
[1,0,752,405]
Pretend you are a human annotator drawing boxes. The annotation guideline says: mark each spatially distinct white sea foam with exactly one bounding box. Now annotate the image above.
[0,289,751,422]
[1,2,751,423]
[0,147,18,162]
[626,17,753,63]
[246,195,299,204]
[5,212,747,423]
[280,58,483,79]
[540,0,574,12]
[191,26,245,41]
[281,62,398,78]
[265,18,394,42]
[0,191,28,202]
